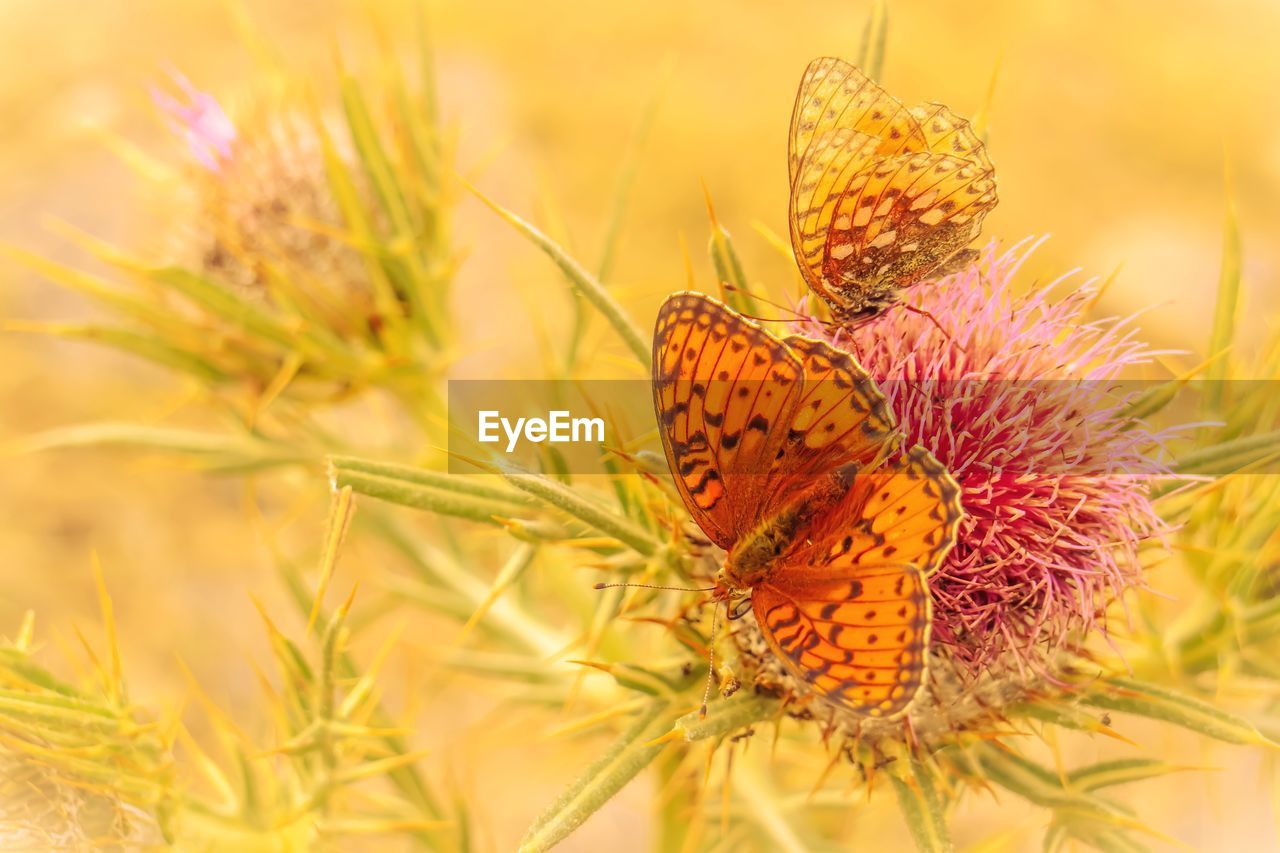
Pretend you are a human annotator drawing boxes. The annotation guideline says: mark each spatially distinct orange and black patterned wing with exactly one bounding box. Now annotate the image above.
[753,446,963,717]
[822,151,997,299]
[754,564,931,718]
[789,128,881,299]
[763,334,897,515]
[652,292,803,549]
[788,57,925,185]
[788,58,926,300]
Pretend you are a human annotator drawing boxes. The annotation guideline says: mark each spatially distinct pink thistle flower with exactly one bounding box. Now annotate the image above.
[795,238,1170,679]
[151,69,237,171]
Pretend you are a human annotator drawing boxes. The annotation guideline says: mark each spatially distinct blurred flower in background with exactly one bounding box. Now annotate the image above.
[151,69,237,171]
[155,71,391,340]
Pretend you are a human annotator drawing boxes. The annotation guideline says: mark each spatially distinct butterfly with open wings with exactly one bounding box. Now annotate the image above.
[789,57,998,321]
[653,291,963,718]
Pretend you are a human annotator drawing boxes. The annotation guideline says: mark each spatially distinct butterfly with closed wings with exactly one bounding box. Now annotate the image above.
[789,57,998,321]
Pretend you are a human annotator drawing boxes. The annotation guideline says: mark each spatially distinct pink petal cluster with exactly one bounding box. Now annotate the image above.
[796,239,1169,678]
[151,70,237,171]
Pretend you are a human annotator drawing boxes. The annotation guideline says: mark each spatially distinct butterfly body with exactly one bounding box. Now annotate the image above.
[653,292,963,718]
[720,463,857,589]
[788,58,997,319]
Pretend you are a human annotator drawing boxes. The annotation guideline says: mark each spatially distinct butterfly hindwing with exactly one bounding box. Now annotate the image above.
[823,151,997,300]
[753,564,930,718]
[910,102,993,172]
[754,446,962,716]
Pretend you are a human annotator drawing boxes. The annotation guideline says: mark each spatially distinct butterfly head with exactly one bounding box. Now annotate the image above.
[717,560,766,593]
[824,287,898,325]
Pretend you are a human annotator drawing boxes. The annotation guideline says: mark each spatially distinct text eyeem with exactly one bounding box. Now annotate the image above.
[478,410,605,453]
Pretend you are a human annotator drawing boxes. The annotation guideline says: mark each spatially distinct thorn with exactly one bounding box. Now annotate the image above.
[643,729,684,748]
[565,659,613,673]
[700,178,720,228]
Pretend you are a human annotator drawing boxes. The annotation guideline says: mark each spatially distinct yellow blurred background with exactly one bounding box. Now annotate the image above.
[2,1,1278,848]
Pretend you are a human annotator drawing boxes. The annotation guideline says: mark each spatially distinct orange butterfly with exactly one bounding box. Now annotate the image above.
[789,57,998,320]
[653,292,963,717]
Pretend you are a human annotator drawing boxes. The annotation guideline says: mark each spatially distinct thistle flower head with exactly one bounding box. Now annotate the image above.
[794,239,1168,682]
[157,76,377,327]
[151,70,237,172]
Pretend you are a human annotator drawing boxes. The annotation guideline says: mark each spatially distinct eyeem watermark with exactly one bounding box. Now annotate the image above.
[478,410,605,453]
[449,378,1280,474]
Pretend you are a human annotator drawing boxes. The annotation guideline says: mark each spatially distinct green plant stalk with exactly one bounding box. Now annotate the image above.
[364,513,568,659]
[1174,428,1280,475]
[12,423,311,470]
[653,744,696,852]
[340,73,443,349]
[329,455,535,509]
[1204,183,1242,413]
[1082,677,1272,746]
[314,107,409,350]
[1068,758,1198,792]
[708,216,759,319]
[890,756,953,853]
[279,568,450,845]
[500,467,662,556]
[734,764,812,853]
[519,699,679,852]
[673,692,776,742]
[331,467,519,526]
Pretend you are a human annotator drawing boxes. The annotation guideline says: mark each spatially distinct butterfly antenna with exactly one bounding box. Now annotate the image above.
[699,599,723,719]
[720,284,811,324]
[594,581,718,593]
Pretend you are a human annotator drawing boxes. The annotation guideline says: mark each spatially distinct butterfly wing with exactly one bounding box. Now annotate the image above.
[788,57,925,185]
[788,58,926,302]
[753,446,963,717]
[753,564,931,718]
[652,292,804,548]
[911,102,993,171]
[763,334,897,515]
[789,128,881,300]
[822,151,997,300]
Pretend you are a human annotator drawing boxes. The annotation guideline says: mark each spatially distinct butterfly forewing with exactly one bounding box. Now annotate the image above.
[754,446,963,716]
[789,129,881,297]
[652,293,803,548]
[788,57,925,186]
